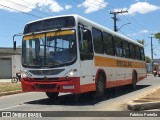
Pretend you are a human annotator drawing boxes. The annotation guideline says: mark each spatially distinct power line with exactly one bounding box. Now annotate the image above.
[110,10,128,32]
[74,0,111,15]
[79,0,151,36]
[10,0,53,17]
[73,0,113,27]
[120,14,141,34]
[73,0,142,35]
[119,30,132,39]
[73,0,145,40]
[0,3,42,18]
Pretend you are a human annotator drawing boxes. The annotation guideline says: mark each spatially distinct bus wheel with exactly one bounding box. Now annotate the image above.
[46,92,59,100]
[131,72,137,89]
[95,74,105,100]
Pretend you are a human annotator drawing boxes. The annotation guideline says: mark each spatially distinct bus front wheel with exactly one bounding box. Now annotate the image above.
[46,92,59,100]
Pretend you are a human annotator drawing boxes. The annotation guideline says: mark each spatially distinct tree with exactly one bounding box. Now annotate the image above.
[145,56,151,63]
[155,32,160,40]
[137,39,144,45]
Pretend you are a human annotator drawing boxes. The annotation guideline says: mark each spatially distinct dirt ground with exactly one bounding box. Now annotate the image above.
[0,82,21,93]
[133,88,160,102]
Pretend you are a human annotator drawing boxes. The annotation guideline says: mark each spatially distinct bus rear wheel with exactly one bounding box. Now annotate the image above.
[131,72,137,89]
[95,74,105,100]
[46,92,59,100]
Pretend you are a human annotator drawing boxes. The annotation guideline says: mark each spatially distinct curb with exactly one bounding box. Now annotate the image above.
[127,101,160,111]
[0,90,22,97]
[127,87,160,111]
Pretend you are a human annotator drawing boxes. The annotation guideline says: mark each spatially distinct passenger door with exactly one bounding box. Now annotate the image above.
[78,25,94,85]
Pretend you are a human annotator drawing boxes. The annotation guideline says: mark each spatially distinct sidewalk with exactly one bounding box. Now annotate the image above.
[0,79,11,82]
[0,79,22,97]
[127,87,160,111]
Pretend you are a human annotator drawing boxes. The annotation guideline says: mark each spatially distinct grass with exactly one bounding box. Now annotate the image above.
[0,82,22,93]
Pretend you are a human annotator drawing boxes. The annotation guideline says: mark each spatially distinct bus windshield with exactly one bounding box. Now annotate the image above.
[22,29,77,68]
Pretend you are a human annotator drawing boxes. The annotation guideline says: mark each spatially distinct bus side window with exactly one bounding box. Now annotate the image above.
[78,26,93,60]
[122,40,130,58]
[140,47,145,61]
[92,28,104,54]
[103,32,114,56]
[114,36,123,57]
[129,43,136,59]
[135,46,141,60]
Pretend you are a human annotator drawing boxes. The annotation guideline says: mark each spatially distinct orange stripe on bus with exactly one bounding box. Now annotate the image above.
[80,75,146,93]
[80,79,132,93]
[138,75,147,81]
[23,30,75,40]
[94,56,146,68]
[106,79,132,88]
[80,83,96,93]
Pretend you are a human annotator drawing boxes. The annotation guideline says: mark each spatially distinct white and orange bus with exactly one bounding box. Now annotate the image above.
[15,14,146,100]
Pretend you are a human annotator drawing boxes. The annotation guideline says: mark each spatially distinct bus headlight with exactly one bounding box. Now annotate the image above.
[69,71,74,76]
[22,72,27,78]
[22,70,32,78]
[65,69,77,77]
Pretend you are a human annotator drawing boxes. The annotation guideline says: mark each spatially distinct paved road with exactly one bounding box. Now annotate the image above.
[0,75,160,119]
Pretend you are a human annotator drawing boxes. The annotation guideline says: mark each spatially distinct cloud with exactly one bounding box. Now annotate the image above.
[128,2,160,15]
[139,29,149,34]
[65,5,72,10]
[0,0,68,13]
[77,0,108,14]
[127,33,138,36]
[0,0,34,12]
[127,29,150,36]
[114,2,160,16]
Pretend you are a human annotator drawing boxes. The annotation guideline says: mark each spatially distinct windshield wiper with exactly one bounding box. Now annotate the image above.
[53,28,62,39]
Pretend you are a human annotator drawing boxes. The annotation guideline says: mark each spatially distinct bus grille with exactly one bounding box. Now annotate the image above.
[35,84,56,89]
[29,69,64,76]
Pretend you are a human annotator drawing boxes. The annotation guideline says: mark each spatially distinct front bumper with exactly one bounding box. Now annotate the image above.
[21,77,81,94]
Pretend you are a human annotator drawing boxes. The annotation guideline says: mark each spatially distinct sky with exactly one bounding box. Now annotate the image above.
[0,0,160,59]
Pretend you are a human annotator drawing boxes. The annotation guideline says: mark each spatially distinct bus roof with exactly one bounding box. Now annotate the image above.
[26,14,143,47]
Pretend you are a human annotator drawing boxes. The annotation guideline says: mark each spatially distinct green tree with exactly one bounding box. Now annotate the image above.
[137,39,144,45]
[145,56,151,63]
[155,32,160,40]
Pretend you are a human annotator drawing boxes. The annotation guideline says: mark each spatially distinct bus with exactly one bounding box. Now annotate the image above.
[14,14,146,100]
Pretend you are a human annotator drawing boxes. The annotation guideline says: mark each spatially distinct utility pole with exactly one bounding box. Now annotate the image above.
[110,10,128,32]
[149,35,155,71]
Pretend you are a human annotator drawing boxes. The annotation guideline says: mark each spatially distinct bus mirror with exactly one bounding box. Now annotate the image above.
[14,41,16,50]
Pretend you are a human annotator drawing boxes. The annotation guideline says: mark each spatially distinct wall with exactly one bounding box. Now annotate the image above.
[12,55,21,77]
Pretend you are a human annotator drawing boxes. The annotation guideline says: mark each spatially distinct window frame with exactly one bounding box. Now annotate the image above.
[78,25,94,60]
[92,27,104,54]
[103,32,115,56]
[114,36,123,57]
[122,40,130,58]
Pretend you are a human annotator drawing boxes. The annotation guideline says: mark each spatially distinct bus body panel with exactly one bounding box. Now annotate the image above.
[20,14,147,95]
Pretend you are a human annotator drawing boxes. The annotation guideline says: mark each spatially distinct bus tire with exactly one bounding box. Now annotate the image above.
[95,73,105,100]
[131,71,137,89]
[46,92,59,100]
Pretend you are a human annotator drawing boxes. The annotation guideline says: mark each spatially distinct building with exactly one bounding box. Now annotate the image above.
[147,59,160,73]
[0,48,21,79]
[153,59,160,69]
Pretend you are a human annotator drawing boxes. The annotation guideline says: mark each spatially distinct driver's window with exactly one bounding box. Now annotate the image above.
[78,26,93,60]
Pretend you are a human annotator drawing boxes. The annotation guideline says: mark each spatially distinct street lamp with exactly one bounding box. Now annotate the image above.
[117,23,131,31]
[13,33,22,50]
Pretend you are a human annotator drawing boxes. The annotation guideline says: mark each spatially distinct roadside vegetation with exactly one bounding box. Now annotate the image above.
[0,82,22,96]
